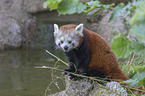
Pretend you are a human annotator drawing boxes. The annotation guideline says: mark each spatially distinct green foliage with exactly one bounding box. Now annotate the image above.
[129,0,145,44]
[110,0,145,63]
[43,0,114,15]
[109,3,125,22]
[132,42,145,56]
[85,0,114,16]
[121,60,145,87]
[85,0,101,13]
[43,0,86,15]
[111,35,145,60]
[111,36,133,58]
[130,24,145,42]
[43,0,62,10]
[57,0,86,15]
[129,0,145,25]
[123,71,145,87]
[87,2,114,18]
[109,1,138,22]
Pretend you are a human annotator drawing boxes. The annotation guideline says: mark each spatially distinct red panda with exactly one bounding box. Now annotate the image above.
[54,23,129,81]
[53,23,145,94]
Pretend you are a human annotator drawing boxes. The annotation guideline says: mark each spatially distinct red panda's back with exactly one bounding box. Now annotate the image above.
[83,28,129,80]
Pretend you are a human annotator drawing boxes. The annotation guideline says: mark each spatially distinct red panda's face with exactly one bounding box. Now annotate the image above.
[54,24,84,52]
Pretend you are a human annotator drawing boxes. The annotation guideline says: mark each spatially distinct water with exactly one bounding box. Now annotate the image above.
[0,23,68,96]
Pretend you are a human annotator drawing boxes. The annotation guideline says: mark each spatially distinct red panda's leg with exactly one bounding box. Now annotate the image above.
[77,66,88,75]
[64,62,75,73]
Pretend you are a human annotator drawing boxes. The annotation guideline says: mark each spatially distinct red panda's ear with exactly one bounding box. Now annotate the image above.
[54,24,59,36]
[75,23,84,37]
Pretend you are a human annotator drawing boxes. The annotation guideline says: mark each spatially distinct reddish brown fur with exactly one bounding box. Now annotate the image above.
[83,27,129,81]
[60,25,76,30]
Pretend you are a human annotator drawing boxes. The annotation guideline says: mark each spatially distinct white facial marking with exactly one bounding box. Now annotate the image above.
[54,24,83,52]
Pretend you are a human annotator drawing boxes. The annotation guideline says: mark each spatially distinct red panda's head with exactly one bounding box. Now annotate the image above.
[54,24,84,52]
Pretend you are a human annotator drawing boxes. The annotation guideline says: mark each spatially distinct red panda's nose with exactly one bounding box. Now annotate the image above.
[64,46,68,50]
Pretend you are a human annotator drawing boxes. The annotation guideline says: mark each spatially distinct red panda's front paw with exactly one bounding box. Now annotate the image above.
[62,68,74,75]
[78,69,87,76]
[69,74,82,81]
[70,75,78,81]
[64,68,75,72]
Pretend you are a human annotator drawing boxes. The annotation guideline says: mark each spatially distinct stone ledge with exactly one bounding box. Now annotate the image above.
[50,76,128,96]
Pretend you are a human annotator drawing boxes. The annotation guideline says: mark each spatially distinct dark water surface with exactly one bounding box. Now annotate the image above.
[0,23,67,96]
[0,48,67,96]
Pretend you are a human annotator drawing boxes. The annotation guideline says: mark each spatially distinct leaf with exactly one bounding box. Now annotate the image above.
[58,0,76,15]
[137,78,145,87]
[129,0,145,25]
[85,1,101,14]
[132,42,145,54]
[86,1,100,9]
[103,4,115,9]
[43,0,62,10]
[122,2,132,18]
[132,71,145,80]
[133,71,145,87]
[76,2,86,14]
[129,24,145,41]
[109,3,124,22]
[129,13,139,25]
[123,71,145,87]
[57,0,86,15]
[132,42,145,63]
[111,36,133,58]
[123,79,137,87]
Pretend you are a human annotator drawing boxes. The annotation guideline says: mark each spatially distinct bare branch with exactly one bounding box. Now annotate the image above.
[46,50,69,66]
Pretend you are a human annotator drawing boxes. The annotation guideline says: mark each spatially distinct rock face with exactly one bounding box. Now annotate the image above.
[0,0,41,49]
[23,0,48,14]
[0,18,21,49]
[86,9,127,44]
[50,76,128,96]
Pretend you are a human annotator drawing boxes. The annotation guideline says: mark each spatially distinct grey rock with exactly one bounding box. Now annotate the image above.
[0,0,38,49]
[0,18,21,48]
[49,76,128,96]
[23,0,48,14]
[86,9,127,44]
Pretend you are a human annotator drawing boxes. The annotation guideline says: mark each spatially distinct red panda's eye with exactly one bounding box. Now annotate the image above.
[58,43,60,46]
[61,41,63,43]
[68,41,72,44]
